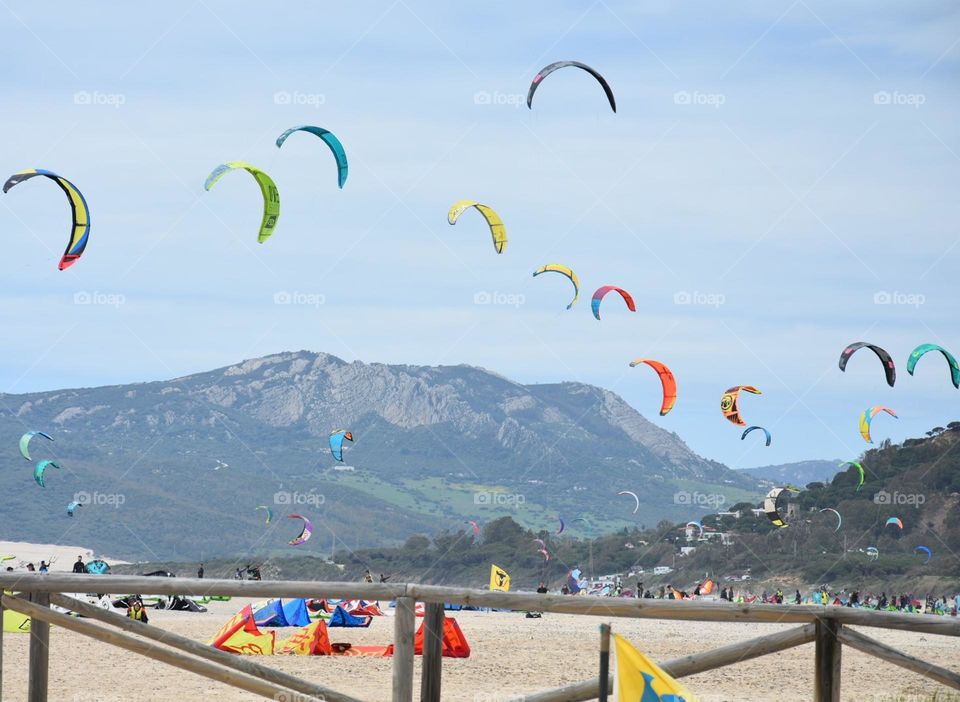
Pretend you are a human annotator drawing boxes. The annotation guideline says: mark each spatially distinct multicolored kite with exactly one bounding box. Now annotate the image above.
[3,169,90,270]
[720,386,761,426]
[591,286,635,320]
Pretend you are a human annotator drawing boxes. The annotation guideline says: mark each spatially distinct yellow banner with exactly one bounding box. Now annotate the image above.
[613,633,699,702]
[489,564,510,591]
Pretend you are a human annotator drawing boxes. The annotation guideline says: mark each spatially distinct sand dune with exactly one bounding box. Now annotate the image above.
[1,596,958,701]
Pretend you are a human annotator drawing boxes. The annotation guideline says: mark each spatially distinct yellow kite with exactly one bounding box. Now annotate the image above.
[448,200,507,253]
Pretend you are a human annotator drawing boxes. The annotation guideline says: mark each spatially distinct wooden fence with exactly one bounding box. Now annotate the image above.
[1,574,958,701]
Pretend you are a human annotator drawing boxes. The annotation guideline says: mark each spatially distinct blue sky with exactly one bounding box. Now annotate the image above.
[0,1,957,469]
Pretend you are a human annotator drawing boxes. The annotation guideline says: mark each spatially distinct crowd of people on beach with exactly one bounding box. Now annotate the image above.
[554,574,960,616]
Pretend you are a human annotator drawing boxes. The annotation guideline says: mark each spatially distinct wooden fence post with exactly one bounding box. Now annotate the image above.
[598,624,611,702]
[393,596,416,702]
[28,592,49,702]
[0,594,5,698]
[814,617,842,702]
[420,602,444,702]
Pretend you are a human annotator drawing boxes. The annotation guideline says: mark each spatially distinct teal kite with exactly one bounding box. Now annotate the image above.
[33,460,60,488]
[276,126,348,189]
[906,344,960,389]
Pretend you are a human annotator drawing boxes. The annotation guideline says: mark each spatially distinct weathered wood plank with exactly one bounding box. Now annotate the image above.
[47,593,362,702]
[814,619,842,702]
[27,592,49,702]
[393,596,416,702]
[838,626,960,691]
[420,602,444,702]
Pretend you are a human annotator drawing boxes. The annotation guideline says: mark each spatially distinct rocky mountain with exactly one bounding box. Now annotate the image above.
[0,351,760,561]
[737,460,843,487]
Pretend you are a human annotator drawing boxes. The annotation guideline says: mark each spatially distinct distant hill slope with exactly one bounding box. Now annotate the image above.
[0,351,759,561]
[738,460,842,486]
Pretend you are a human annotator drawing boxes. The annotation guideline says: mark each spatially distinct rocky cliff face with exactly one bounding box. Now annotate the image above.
[0,351,752,559]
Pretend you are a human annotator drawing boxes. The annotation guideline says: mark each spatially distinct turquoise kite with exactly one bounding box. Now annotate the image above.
[839,460,865,490]
[255,505,273,525]
[276,126,348,189]
[329,429,353,462]
[906,344,960,389]
[741,426,771,447]
[204,162,280,243]
[33,460,60,488]
[67,501,82,517]
[19,431,53,461]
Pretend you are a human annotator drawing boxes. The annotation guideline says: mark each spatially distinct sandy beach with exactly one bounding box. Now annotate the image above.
[2,595,958,701]
[0,541,127,573]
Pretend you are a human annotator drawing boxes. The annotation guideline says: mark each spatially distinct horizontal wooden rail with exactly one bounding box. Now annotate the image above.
[1,574,957,637]
[1,594,300,701]
[47,593,362,702]
[838,626,960,691]
[514,623,817,702]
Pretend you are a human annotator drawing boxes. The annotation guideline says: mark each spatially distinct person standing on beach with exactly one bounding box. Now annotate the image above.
[73,556,85,573]
[197,564,204,579]
[38,561,49,573]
